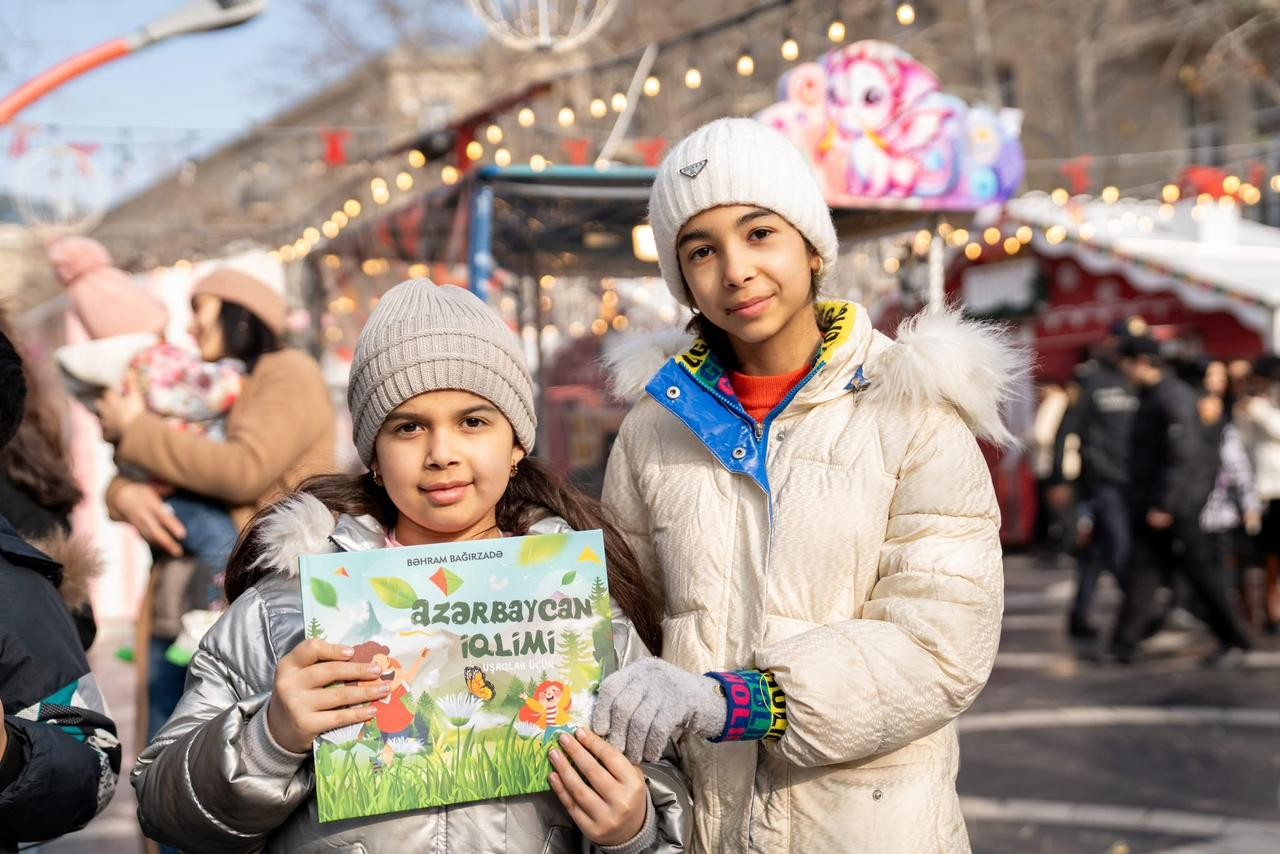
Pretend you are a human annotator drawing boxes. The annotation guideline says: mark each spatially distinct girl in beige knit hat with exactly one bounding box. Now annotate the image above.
[131,278,690,854]
[593,117,1026,853]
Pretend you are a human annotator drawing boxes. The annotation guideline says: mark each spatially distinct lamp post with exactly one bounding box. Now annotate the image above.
[0,0,266,125]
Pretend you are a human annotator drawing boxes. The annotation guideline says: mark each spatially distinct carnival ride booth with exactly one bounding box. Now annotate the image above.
[311,164,679,490]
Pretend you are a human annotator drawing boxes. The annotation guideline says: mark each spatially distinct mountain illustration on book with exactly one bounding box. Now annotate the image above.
[339,601,383,647]
[298,529,615,822]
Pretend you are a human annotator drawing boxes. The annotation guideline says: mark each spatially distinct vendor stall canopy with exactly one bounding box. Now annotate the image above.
[327,164,658,281]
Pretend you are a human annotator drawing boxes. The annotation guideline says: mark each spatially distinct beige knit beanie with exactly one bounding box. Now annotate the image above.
[648,117,839,307]
[193,268,287,335]
[347,279,535,466]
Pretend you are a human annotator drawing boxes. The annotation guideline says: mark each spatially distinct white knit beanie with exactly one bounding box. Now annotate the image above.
[648,117,839,307]
[347,279,536,466]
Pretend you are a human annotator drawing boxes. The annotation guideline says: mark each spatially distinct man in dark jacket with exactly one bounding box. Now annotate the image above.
[0,329,120,851]
[1108,334,1252,666]
[1054,322,1139,638]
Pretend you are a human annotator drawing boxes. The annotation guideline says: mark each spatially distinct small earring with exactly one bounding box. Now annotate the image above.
[371,470,382,486]
[510,462,519,478]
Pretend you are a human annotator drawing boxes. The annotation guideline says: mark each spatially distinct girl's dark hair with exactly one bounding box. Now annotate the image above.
[0,310,82,520]
[218,301,280,372]
[224,457,663,655]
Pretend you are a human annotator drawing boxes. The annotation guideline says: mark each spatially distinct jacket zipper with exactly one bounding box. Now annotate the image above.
[746,362,821,850]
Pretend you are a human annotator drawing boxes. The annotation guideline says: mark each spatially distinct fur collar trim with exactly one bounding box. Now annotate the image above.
[250,493,345,578]
[602,305,1029,447]
[27,532,103,611]
[860,307,1029,446]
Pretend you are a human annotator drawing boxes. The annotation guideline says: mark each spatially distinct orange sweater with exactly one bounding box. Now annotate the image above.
[730,364,813,424]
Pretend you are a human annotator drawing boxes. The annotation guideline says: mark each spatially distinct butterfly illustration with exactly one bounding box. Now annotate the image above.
[464,665,495,702]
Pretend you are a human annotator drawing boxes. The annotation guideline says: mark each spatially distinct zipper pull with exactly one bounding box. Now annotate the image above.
[755,422,765,441]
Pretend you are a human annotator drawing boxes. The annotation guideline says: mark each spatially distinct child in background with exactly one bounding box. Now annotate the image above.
[50,235,242,662]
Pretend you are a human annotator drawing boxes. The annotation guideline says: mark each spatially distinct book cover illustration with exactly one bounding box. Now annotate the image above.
[298,529,617,823]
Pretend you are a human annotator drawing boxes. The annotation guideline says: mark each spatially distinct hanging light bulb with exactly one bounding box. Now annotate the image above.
[408,149,426,168]
[518,107,535,127]
[344,199,362,218]
[895,3,916,26]
[610,91,627,112]
[781,32,799,61]
[441,165,460,185]
[530,153,548,172]
[737,49,755,77]
[589,98,607,118]
[685,66,702,89]
[395,171,413,191]
[466,140,484,161]
[485,123,503,144]
[494,148,511,167]
[643,75,661,97]
[558,104,575,127]
[828,17,846,43]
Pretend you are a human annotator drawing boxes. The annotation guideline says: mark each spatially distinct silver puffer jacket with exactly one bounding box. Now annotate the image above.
[132,494,691,854]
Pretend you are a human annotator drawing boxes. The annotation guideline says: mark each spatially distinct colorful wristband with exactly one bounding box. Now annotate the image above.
[705,669,787,743]
[761,670,788,740]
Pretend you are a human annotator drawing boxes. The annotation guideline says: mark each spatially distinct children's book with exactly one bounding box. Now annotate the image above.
[298,529,617,822]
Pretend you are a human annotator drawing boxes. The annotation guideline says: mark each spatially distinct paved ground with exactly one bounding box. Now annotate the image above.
[42,554,1280,853]
[962,555,1280,853]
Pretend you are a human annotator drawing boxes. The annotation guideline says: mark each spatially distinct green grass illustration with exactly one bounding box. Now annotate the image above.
[315,724,558,822]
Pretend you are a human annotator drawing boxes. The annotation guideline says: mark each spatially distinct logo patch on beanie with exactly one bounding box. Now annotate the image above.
[679,159,708,179]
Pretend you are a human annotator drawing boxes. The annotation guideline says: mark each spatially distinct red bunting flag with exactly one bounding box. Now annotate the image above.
[322,129,352,167]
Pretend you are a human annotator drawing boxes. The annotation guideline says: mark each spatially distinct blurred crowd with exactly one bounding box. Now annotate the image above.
[1033,319,1280,666]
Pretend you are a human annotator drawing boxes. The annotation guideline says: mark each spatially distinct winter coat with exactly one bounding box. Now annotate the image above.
[1201,423,1261,533]
[0,516,120,851]
[1129,375,1214,520]
[601,302,1016,854]
[1053,360,1137,493]
[107,348,336,532]
[1237,394,1280,502]
[0,470,97,649]
[132,494,692,854]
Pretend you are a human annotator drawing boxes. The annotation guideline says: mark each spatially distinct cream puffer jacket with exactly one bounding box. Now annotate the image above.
[601,301,1021,854]
[132,495,691,854]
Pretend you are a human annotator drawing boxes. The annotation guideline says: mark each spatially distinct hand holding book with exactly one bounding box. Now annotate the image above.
[266,639,387,754]
[547,728,649,847]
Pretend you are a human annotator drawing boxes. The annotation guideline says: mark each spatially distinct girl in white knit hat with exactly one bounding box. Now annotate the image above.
[592,117,1025,852]
[132,279,690,854]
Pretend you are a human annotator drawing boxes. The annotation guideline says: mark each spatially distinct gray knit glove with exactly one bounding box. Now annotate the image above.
[591,659,727,763]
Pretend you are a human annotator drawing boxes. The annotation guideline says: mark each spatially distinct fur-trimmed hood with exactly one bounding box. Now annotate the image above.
[27,531,103,612]
[247,492,356,579]
[601,303,1029,446]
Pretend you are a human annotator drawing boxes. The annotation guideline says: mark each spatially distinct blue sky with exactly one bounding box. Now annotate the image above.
[0,1,479,215]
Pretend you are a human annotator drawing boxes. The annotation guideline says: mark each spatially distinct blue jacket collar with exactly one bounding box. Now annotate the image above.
[644,300,873,493]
